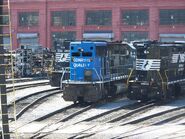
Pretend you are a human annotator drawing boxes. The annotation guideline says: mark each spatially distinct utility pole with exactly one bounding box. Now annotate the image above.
[0,0,10,138]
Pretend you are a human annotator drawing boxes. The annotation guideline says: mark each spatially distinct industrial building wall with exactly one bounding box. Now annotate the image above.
[6,0,185,49]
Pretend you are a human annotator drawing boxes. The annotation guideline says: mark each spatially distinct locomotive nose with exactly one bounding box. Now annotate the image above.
[84,69,92,81]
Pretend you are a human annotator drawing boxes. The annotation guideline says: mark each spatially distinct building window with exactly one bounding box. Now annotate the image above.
[122,10,149,25]
[83,31,114,41]
[122,32,148,42]
[17,33,39,50]
[3,37,10,50]
[1,13,9,25]
[19,12,39,26]
[52,32,76,49]
[160,9,185,25]
[51,11,76,26]
[86,10,112,26]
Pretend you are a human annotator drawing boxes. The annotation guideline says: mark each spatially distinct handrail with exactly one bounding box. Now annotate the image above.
[126,69,134,86]
[94,68,102,82]
[165,70,169,89]
[60,68,67,89]
[68,64,133,82]
[157,71,167,95]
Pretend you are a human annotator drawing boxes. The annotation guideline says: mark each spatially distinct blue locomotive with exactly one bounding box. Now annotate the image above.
[61,41,135,103]
[127,41,185,101]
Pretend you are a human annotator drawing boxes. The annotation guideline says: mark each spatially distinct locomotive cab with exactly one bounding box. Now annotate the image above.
[128,41,162,100]
[49,40,71,87]
[127,41,185,101]
[62,41,110,103]
[70,41,109,81]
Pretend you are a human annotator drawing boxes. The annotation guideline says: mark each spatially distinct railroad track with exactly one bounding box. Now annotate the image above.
[112,102,185,139]
[30,99,136,139]
[8,88,60,120]
[110,102,157,123]
[6,77,47,84]
[67,101,156,139]
[80,101,156,123]
[121,105,185,126]
[30,104,96,139]
[6,82,49,93]
[66,100,185,139]
[12,95,185,139]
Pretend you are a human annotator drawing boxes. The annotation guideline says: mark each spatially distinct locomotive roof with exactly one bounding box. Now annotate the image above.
[123,42,136,50]
[133,41,185,48]
[70,41,107,46]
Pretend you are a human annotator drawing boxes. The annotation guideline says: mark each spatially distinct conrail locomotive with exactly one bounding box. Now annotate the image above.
[61,41,135,103]
[127,41,185,101]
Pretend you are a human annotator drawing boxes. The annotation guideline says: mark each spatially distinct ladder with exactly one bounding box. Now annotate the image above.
[0,0,15,139]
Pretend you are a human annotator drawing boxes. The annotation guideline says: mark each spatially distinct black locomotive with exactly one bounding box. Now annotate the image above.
[127,41,185,101]
[49,40,71,87]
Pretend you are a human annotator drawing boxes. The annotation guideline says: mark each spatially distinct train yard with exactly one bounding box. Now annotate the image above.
[2,77,185,138]
[0,40,184,138]
[1,0,185,138]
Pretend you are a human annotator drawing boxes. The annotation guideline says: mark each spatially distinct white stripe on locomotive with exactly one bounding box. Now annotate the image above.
[136,59,161,71]
[171,53,185,63]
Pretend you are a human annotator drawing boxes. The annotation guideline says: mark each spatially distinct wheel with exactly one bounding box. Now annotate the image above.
[78,97,84,104]
[102,88,108,99]
[174,83,181,98]
[166,85,175,100]
[140,94,149,102]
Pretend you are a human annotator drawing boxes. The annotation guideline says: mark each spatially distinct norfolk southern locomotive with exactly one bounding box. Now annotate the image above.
[127,41,185,101]
[49,41,71,87]
[61,41,135,103]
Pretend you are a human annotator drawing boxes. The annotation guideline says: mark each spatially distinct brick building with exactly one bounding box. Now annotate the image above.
[4,0,185,49]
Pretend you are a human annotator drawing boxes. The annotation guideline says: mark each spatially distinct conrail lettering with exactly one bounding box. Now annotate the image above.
[73,58,90,62]
[73,63,90,68]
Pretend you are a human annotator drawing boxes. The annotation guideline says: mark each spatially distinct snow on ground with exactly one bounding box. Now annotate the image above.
[6,79,49,88]
[11,97,185,138]
[17,94,72,122]
[16,98,136,134]
[116,124,185,139]
[44,123,185,139]
[124,98,185,123]
[72,98,136,123]
[8,96,185,138]
[176,119,185,125]
[15,94,73,129]
[46,98,136,131]
[7,85,56,105]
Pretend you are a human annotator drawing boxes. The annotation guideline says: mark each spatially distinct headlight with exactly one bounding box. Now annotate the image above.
[85,70,92,76]
[84,70,92,81]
